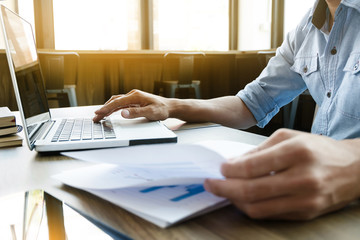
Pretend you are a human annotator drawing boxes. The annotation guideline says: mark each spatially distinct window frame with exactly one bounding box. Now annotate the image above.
[30,0,285,51]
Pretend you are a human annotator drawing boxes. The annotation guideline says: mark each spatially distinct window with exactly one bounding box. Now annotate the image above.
[238,0,272,51]
[0,1,16,13]
[12,1,288,52]
[18,0,35,32]
[284,0,315,35]
[0,0,19,49]
[53,0,141,50]
[153,0,229,51]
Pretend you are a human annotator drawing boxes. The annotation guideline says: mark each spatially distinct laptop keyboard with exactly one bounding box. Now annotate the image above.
[51,118,116,142]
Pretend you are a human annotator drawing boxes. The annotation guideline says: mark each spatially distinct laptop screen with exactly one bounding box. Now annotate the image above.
[0,6,50,143]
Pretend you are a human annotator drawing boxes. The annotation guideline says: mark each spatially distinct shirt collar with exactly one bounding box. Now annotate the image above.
[311,0,360,29]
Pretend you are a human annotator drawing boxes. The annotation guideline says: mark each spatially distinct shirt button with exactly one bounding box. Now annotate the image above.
[354,62,359,71]
[330,47,337,55]
[327,91,331,98]
[303,66,308,73]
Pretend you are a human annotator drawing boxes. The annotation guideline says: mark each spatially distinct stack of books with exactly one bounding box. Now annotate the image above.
[0,107,23,148]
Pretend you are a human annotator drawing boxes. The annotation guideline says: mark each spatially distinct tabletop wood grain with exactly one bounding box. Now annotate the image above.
[1,106,359,240]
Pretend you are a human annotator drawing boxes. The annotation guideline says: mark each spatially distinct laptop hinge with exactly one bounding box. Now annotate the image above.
[29,120,54,148]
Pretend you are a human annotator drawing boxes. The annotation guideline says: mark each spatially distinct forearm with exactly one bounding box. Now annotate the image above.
[94,90,257,128]
[166,96,257,129]
[338,138,360,200]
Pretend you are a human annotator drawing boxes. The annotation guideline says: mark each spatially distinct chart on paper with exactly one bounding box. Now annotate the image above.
[90,183,224,216]
[140,184,206,202]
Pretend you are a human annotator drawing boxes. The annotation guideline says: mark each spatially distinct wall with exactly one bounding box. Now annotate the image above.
[0,53,17,110]
[0,50,262,107]
[1,50,316,135]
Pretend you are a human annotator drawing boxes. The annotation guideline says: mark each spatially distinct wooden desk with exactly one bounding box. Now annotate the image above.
[1,106,360,240]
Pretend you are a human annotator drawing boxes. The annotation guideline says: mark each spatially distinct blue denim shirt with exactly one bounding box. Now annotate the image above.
[238,0,360,140]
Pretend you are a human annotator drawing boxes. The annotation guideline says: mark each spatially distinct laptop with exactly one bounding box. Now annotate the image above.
[0,5,177,152]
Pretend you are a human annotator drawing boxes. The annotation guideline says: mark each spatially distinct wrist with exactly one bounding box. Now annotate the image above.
[166,98,188,119]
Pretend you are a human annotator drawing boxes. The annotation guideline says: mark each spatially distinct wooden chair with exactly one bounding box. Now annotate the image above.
[37,51,79,107]
[156,52,205,99]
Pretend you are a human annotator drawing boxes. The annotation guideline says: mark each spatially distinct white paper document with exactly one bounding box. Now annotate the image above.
[54,140,256,228]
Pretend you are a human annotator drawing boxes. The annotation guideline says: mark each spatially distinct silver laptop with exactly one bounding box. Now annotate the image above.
[0,5,177,152]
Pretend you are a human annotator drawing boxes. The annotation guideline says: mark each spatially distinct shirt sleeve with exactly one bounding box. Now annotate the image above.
[237,14,311,128]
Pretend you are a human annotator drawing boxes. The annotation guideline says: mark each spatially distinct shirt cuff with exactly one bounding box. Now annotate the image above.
[237,82,280,128]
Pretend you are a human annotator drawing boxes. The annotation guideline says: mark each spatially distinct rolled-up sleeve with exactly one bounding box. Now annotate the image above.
[237,22,309,128]
[238,80,280,128]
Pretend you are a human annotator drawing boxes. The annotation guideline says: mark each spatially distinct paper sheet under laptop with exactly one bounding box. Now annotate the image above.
[54,140,256,227]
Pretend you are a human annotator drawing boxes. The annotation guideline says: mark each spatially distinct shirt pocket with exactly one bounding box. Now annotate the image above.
[290,55,323,102]
[335,53,360,119]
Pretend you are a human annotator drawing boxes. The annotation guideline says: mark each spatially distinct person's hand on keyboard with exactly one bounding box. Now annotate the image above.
[94,89,256,130]
[93,90,171,122]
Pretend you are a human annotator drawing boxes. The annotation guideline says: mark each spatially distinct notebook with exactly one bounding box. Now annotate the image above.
[0,5,177,152]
